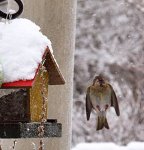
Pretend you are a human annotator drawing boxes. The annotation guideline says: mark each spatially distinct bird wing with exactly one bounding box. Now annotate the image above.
[109,84,120,116]
[86,87,92,120]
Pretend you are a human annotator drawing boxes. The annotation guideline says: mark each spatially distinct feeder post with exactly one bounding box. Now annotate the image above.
[42,1,77,149]
[0,0,77,150]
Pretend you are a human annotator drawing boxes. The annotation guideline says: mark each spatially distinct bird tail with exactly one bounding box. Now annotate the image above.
[96,112,109,131]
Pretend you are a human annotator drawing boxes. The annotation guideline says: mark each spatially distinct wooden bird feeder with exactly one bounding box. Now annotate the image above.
[0,47,65,138]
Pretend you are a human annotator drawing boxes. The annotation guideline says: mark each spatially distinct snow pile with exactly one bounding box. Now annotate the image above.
[127,142,144,150]
[0,18,52,83]
[72,142,144,150]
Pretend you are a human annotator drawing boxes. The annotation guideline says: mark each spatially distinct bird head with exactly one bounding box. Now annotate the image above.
[93,75,106,87]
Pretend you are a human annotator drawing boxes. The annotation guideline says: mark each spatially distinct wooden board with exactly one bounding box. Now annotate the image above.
[29,70,48,122]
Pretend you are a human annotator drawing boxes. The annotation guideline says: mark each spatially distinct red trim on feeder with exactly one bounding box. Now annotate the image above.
[1,47,49,88]
[2,79,34,88]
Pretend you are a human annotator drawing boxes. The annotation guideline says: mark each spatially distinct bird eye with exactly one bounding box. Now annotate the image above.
[96,105,100,111]
[105,104,109,110]
[96,105,99,108]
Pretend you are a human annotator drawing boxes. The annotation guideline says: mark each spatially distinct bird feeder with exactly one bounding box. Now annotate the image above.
[0,47,65,138]
[0,0,64,139]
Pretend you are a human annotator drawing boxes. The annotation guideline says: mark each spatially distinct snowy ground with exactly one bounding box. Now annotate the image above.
[72,142,144,150]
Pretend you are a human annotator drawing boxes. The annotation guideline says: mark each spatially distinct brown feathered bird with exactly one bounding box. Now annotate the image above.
[86,75,120,130]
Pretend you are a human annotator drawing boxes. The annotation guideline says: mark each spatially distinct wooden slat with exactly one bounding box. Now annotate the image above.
[29,71,48,122]
[44,50,65,85]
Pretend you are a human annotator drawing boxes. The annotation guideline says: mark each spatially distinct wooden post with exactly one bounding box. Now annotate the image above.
[0,0,76,150]
[41,1,77,149]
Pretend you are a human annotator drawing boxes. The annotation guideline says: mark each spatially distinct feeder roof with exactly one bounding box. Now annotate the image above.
[0,19,65,88]
[1,48,65,88]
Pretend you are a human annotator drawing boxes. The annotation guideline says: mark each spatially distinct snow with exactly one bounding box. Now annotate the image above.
[0,63,3,86]
[72,142,144,150]
[73,0,144,146]
[0,18,52,83]
[127,142,144,150]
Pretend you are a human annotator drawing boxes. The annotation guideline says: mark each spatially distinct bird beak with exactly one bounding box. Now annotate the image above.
[100,109,105,112]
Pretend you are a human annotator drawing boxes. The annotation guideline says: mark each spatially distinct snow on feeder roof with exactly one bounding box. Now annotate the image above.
[0,18,65,88]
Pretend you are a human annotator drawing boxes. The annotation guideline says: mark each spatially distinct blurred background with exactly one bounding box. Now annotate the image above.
[72,0,144,148]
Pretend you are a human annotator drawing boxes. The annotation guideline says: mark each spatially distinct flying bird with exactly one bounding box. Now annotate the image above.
[86,75,120,130]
